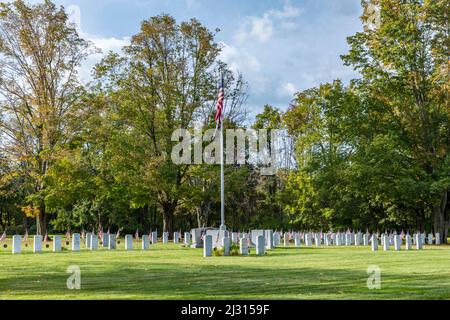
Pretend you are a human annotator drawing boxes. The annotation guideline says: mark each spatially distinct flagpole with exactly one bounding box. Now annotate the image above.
[220,121,225,230]
[219,73,226,231]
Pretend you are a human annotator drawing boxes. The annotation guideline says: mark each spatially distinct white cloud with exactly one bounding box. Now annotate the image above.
[278,82,297,97]
[235,0,302,44]
[219,42,261,73]
[67,5,130,82]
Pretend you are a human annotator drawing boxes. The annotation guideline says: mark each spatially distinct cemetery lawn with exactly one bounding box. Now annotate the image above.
[1,241,450,300]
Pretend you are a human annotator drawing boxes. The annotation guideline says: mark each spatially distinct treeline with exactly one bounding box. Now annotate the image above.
[0,1,448,242]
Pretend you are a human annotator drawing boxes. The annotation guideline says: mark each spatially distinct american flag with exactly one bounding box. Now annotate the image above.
[0,230,6,241]
[213,78,225,139]
[98,223,103,240]
[135,229,139,240]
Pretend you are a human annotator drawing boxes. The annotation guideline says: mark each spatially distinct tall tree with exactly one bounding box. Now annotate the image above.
[0,0,91,234]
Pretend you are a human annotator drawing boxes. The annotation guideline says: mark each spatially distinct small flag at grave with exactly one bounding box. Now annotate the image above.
[0,230,6,241]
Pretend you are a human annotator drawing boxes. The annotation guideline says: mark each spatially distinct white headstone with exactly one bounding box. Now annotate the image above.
[72,233,80,251]
[405,234,411,250]
[142,234,149,250]
[125,234,133,250]
[265,230,274,249]
[427,233,433,245]
[102,233,109,247]
[240,237,248,255]
[294,233,301,247]
[184,232,190,246]
[90,235,98,250]
[394,235,401,251]
[256,235,265,255]
[12,235,21,254]
[363,234,369,246]
[383,235,390,251]
[283,234,289,247]
[85,232,92,249]
[371,235,378,251]
[421,233,425,245]
[435,233,441,245]
[345,233,351,246]
[173,232,179,244]
[415,234,423,250]
[335,233,342,246]
[151,231,158,244]
[108,233,116,249]
[251,230,265,247]
[33,235,42,253]
[354,233,362,246]
[305,233,312,247]
[315,234,321,247]
[203,235,212,257]
[324,234,330,246]
[162,232,169,244]
[231,232,239,244]
[53,235,62,252]
[273,232,280,246]
[222,237,231,256]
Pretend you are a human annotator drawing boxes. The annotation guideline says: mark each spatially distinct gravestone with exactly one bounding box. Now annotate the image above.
[305,233,312,247]
[294,233,301,247]
[273,232,280,246]
[415,234,423,250]
[207,229,228,248]
[405,234,411,250]
[190,228,203,248]
[184,232,190,246]
[354,233,362,246]
[283,234,289,247]
[162,232,169,244]
[85,233,92,249]
[345,233,351,246]
[173,232,179,244]
[141,234,149,250]
[222,237,231,256]
[394,235,401,251]
[371,235,378,251]
[427,233,433,245]
[383,235,390,251]
[108,233,116,250]
[315,234,321,247]
[125,234,133,250]
[256,235,265,256]
[152,231,158,245]
[102,234,109,248]
[363,234,369,246]
[33,235,42,253]
[421,233,426,245]
[335,233,342,246]
[203,235,212,257]
[240,237,248,255]
[251,230,265,247]
[435,233,441,245]
[12,235,21,254]
[324,234,330,246]
[72,233,80,251]
[90,235,98,250]
[53,235,62,252]
[265,230,274,249]
[231,232,239,244]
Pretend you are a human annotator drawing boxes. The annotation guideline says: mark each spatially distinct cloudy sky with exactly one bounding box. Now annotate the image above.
[29,0,363,118]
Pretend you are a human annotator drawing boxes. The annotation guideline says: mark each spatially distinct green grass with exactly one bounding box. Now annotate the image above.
[0,238,449,300]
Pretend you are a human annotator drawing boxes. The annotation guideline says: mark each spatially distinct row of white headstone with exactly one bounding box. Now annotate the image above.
[203,234,266,257]
[201,230,439,256]
[9,231,193,254]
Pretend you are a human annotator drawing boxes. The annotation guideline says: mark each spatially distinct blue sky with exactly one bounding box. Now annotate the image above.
[29,0,363,118]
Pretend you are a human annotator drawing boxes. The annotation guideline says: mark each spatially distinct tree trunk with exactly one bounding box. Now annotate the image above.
[433,190,448,244]
[162,202,176,236]
[38,205,46,236]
